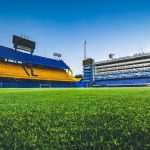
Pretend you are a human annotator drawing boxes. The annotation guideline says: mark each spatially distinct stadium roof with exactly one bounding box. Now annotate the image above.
[0,45,70,70]
[95,52,150,66]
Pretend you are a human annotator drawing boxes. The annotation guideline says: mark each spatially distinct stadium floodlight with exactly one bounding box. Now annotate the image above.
[109,53,115,59]
[53,53,62,60]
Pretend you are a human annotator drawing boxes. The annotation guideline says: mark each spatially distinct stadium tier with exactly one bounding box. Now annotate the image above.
[0,45,81,88]
[83,53,150,87]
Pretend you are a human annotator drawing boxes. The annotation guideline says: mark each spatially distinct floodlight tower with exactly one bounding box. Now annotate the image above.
[84,39,87,60]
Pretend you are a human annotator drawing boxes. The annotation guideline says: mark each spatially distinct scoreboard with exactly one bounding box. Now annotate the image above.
[13,35,35,53]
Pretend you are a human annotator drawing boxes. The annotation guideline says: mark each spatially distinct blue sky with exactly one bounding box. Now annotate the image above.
[0,0,150,75]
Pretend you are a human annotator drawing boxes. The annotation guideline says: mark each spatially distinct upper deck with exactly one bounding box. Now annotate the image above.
[95,53,150,67]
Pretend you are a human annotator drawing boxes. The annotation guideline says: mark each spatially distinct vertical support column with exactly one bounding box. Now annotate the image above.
[70,69,73,76]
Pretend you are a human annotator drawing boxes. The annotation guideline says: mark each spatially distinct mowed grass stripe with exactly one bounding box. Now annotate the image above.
[0,88,149,149]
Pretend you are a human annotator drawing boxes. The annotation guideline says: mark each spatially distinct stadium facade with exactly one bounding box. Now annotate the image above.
[0,36,81,88]
[83,53,150,87]
[83,58,95,87]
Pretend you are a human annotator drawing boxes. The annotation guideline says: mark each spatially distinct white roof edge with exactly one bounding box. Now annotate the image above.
[95,52,150,64]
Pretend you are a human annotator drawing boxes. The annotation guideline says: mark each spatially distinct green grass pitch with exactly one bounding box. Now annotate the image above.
[0,88,149,149]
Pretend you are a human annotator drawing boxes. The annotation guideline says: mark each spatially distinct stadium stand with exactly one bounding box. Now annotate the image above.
[0,45,81,88]
[83,53,150,87]
[0,45,69,69]
[0,62,75,82]
[93,53,150,87]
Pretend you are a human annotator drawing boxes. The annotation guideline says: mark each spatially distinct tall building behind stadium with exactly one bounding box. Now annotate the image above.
[83,53,150,87]
[0,35,81,88]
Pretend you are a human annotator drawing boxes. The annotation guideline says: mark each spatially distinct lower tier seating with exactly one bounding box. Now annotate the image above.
[0,62,79,82]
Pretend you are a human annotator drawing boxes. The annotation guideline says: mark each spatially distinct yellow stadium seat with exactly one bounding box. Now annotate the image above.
[0,62,80,82]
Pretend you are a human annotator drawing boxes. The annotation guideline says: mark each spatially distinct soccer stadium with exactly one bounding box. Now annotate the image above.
[0,1,150,149]
[0,36,81,88]
[0,35,149,149]
[1,35,150,88]
[83,53,150,87]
